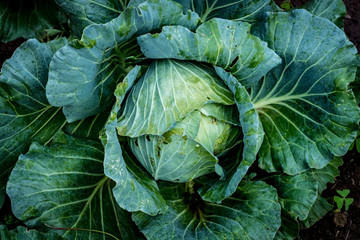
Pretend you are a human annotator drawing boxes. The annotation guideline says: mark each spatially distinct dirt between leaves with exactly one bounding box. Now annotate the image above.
[0,38,25,69]
[0,1,359,239]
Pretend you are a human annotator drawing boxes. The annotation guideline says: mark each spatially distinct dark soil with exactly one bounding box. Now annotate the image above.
[0,1,359,239]
[343,0,360,52]
[0,38,25,69]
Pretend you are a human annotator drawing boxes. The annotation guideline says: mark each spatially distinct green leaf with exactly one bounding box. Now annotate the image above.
[199,103,240,126]
[344,198,354,211]
[128,130,221,183]
[193,111,241,155]
[310,157,343,193]
[137,18,281,87]
[0,39,67,195]
[117,60,234,137]
[197,68,263,203]
[337,189,350,198]
[133,180,281,240]
[350,55,360,104]
[252,9,360,175]
[267,172,318,221]
[104,67,167,215]
[55,0,129,37]
[6,133,137,240]
[300,0,346,28]
[301,196,333,228]
[63,108,111,141]
[274,212,299,240]
[333,196,344,210]
[280,2,293,10]
[46,0,200,122]
[356,138,360,153]
[0,0,66,42]
[173,0,274,22]
[0,225,62,240]
[299,157,342,228]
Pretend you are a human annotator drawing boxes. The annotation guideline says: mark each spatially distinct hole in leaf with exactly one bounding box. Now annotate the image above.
[150,158,155,166]
[156,146,161,157]
[230,56,239,68]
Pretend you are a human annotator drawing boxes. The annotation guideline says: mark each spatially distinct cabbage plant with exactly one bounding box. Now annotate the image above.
[0,0,359,239]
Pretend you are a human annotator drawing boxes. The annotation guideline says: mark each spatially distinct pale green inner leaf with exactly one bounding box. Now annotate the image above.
[117,59,234,137]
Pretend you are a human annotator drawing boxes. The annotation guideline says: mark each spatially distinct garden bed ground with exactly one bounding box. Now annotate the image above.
[0,1,359,239]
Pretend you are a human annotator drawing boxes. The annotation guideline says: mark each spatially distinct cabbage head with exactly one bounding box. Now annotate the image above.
[117,59,242,182]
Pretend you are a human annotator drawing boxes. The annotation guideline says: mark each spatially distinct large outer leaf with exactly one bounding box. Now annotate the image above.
[0,39,67,199]
[300,196,333,228]
[350,55,360,104]
[133,180,281,240]
[300,157,343,228]
[268,173,318,221]
[0,225,62,240]
[117,59,234,137]
[300,0,346,28]
[274,212,299,240]
[55,0,129,37]
[130,0,273,22]
[310,156,343,193]
[252,9,360,175]
[63,108,111,141]
[6,133,137,240]
[274,157,343,237]
[137,18,281,87]
[0,0,65,42]
[46,0,200,122]
[269,173,317,239]
[104,66,167,215]
[198,68,264,203]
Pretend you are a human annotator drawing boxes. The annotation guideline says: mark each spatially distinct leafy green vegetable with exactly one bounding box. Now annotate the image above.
[273,157,344,237]
[197,68,264,203]
[252,9,359,175]
[120,60,241,182]
[7,133,137,239]
[300,0,346,28]
[55,0,130,37]
[133,180,281,240]
[137,18,281,87]
[130,0,275,22]
[300,196,333,228]
[1,1,359,240]
[0,225,62,240]
[0,0,66,42]
[269,173,318,221]
[0,38,68,202]
[46,0,200,122]
[104,66,168,216]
